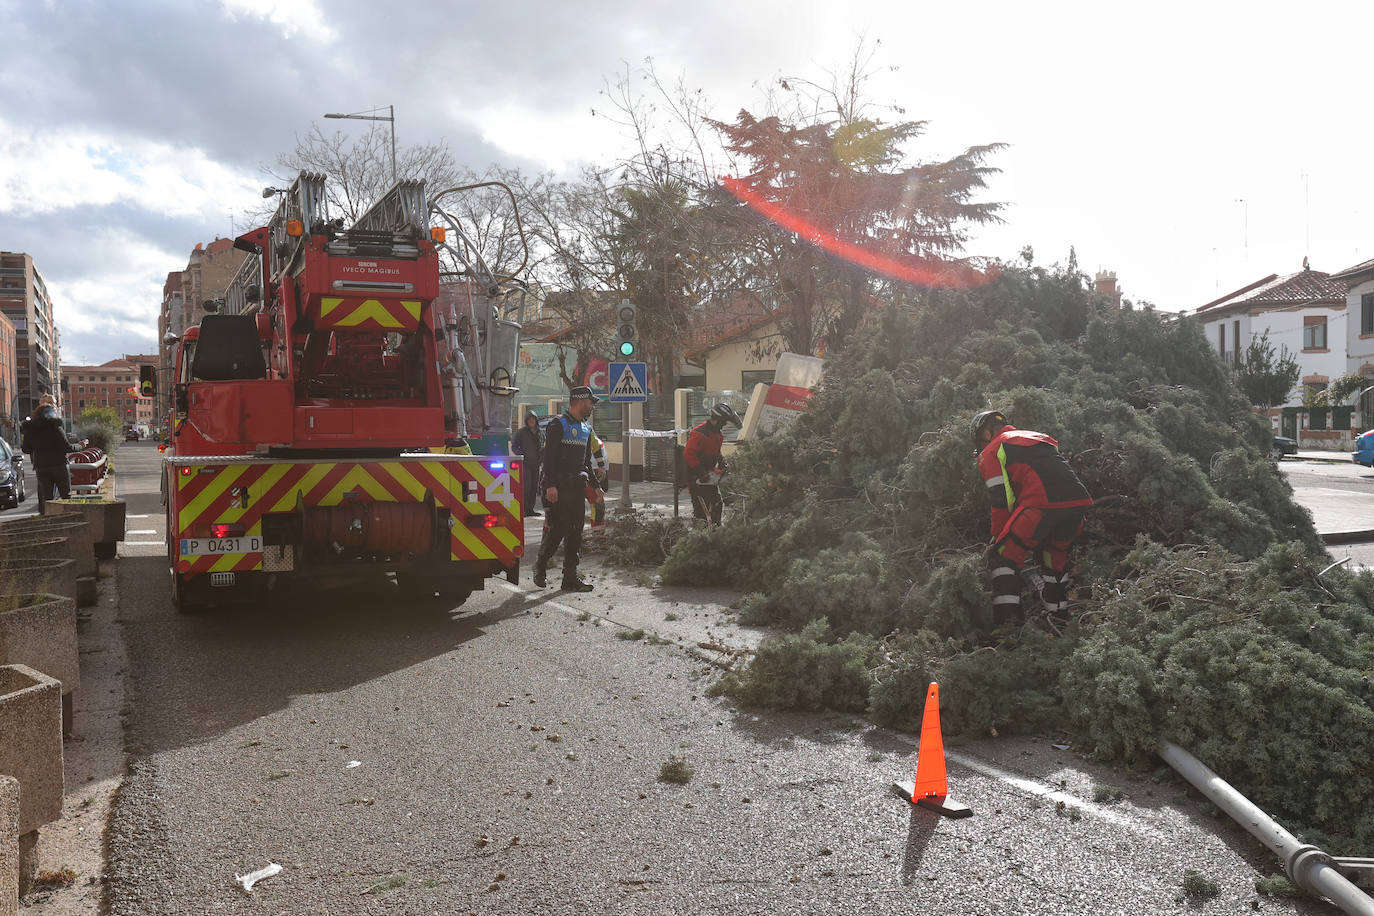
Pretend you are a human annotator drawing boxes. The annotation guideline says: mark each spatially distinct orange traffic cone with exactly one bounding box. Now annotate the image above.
[892,682,972,818]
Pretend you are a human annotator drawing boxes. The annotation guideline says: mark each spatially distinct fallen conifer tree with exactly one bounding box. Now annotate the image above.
[661,261,1374,853]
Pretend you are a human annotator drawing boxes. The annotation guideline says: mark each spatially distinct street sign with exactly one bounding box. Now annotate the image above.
[607,361,648,403]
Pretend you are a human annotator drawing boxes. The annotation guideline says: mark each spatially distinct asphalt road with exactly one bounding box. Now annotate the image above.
[83,446,1332,914]
[1278,455,1374,495]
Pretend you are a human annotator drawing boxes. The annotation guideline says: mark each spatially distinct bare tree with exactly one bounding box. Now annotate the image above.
[261,123,464,225]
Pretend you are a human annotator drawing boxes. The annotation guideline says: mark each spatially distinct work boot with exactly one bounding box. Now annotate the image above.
[561,576,594,593]
[532,560,548,589]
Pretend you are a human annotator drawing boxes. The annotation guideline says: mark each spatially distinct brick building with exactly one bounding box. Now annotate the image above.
[60,358,147,431]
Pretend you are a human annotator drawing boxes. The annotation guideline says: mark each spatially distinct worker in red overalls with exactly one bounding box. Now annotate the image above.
[972,409,1092,628]
[683,403,741,525]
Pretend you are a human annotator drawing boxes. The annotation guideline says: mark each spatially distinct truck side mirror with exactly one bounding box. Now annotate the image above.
[174,383,189,413]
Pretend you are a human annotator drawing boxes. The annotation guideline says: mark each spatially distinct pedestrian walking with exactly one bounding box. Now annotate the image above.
[683,403,741,525]
[533,387,600,592]
[972,409,1093,630]
[512,411,543,517]
[20,396,81,514]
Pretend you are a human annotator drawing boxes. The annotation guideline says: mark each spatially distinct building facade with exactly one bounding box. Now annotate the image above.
[61,358,145,431]
[0,250,61,420]
[1331,256,1374,428]
[158,238,247,430]
[1194,264,1349,446]
[0,309,14,444]
[1195,265,1347,398]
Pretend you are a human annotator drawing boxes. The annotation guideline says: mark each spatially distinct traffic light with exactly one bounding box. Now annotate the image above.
[614,300,638,358]
[139,365,156,398]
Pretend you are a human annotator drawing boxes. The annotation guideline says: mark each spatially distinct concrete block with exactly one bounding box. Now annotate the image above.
[0,539,69,569]
[0,775,16,916]
[0,665,63,835]
[0,594,79,697]
[0,560,77,605]
[48,498,126,557]
[0,520,95,578]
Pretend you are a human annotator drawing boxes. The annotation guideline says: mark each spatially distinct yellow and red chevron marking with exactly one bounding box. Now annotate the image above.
[173,458,522,576]
[316,296,422,330]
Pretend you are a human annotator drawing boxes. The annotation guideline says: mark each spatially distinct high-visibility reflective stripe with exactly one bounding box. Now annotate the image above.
[991,566,1016,578]
[179,465,250,534]
[984,476,1003,488]
[319,297,422,329]
[996,443,1016,509]
[992,595,1021,605]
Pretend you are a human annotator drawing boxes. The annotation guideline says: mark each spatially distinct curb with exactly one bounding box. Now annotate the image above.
[1320,529,1374,546]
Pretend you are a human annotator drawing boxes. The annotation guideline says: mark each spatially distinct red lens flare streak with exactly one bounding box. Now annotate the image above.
[719,176,994,290]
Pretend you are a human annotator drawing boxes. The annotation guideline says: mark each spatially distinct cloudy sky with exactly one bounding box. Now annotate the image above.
[3,0,1371,366]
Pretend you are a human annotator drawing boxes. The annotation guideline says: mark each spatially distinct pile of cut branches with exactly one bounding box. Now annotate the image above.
[662,261,1373,852]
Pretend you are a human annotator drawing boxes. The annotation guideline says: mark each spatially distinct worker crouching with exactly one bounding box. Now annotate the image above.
[971,409,1092,629]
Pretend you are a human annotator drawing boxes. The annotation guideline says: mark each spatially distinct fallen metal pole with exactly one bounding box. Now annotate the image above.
[1159,741,1374,916]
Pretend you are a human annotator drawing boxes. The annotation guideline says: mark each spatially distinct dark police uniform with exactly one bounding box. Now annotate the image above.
[535,406,597,588]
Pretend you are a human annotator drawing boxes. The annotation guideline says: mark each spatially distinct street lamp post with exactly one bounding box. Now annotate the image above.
[323,105,397,184]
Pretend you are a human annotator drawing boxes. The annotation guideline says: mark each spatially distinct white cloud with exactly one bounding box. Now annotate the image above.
[216,0,338,44]
[44,228,184,365]
[0,120,261,221]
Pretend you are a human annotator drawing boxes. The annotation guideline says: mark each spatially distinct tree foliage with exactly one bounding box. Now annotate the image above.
[75,406,121,452]
[1233,329,1300,407]
[663,260,1374,853]
[705,108,1003,357]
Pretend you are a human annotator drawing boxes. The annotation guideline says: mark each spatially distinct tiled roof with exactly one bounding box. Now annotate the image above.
[1196,268,1346,315]
[1330,257,1374,283]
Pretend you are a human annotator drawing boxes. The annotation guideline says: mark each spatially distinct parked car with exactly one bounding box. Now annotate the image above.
[1353,430,1374,467]
[1272,436,1297,461]
[0,438,26,509]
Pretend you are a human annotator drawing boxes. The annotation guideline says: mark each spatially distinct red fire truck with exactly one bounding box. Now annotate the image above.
[159,174,529,611]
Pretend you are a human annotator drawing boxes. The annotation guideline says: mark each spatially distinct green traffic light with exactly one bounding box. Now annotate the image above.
[619,341,635,356]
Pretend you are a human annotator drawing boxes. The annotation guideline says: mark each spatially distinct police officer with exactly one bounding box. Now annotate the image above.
[533,386,599,591]
[972,409,1092,627]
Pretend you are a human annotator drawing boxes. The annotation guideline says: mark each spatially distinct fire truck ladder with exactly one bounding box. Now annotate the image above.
[428,182,531,440]
[268,172,330,280]
[353,179,428,237]
[222,253,264,316]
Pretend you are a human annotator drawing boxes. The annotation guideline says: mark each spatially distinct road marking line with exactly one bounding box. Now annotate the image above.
[128,514,151,518]
[935,749,1164,839]
[122,541,165,546]
[127,529,157,535]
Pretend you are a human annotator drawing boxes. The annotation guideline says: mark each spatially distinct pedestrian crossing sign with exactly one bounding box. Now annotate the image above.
[607,361,648,403]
